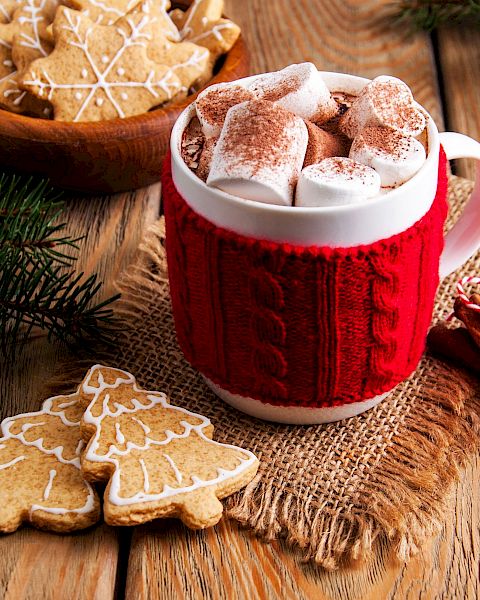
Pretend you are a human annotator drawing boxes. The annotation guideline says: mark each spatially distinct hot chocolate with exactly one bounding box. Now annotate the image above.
[181,64,429,207]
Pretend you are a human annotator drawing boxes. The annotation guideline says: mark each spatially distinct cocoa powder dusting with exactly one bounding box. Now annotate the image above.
[371,81,424,132]
[251,72,302,102]
[197,85,253,127]
[222,100,302,173]
[359,126,410,159]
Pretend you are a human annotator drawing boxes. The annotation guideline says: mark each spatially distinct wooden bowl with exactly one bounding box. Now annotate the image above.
[0,23,249,193]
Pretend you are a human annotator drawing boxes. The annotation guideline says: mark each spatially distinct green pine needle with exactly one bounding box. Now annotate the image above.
[393,0,480,31]
[0,173,120,355]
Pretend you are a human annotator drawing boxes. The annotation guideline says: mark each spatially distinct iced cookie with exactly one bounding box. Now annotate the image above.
[0,0,55,114]
[0,41,50,114]
[66,0,178,35]
[128,0,209,93]
[0,392,100,533]
[20,5,182,121]
[79,365,259,529]
[170,0,240,83]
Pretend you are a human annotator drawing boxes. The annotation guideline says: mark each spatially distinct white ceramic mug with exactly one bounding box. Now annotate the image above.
[165,71,480,424]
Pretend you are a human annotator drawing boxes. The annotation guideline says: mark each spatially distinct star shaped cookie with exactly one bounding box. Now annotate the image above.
[20,4,182,121]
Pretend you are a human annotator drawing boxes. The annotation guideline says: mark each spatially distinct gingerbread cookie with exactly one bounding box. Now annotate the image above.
[20,4,182,121]
[0,0,57,114]
[0,41,50,114]
[79,365,259,529]
[66,0,178,37]
[0,392,100,533]
[128,0,209,94]
[170,0,240,83]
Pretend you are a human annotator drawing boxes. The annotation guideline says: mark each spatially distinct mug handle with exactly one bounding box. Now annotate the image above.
[439,132,480,278]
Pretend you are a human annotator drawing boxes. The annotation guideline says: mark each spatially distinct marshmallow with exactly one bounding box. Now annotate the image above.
[207,100,308,206]
[349,126,426,188]
[247,63,338,124]
[195,83,255,138]
[303,120,349,167]
[295,157,381,207]
[339,76,426,139]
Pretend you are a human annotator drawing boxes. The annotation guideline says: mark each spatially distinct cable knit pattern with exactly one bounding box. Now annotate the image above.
[163,148,448,408]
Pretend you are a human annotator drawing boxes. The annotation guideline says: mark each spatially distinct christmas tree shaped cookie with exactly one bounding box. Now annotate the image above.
[0,393,100,533]
[79,365,259,529]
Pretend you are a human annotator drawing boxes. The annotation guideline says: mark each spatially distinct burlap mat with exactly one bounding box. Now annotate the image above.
[59,176,480,569]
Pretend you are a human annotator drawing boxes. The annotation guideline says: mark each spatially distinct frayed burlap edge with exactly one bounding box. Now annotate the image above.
[45,218,480,570]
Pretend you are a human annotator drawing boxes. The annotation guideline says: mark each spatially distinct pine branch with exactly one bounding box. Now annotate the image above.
[0,173,120,355]
[393,0,480,31]
[0,174,80,266]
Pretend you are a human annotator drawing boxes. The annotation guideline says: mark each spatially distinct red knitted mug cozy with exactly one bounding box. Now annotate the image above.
[163,148,448,408]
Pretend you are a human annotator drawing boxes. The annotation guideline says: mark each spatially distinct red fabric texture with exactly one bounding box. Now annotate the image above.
[163,148,448,408]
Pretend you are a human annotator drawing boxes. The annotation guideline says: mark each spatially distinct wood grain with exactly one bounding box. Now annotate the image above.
[224,0,443,127]
[0,186,161,599]
[437,25,480,179]
[2,2,479,599]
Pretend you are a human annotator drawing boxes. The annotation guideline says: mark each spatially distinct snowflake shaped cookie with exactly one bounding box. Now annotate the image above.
[21,5,182,121]
[170,0,240,82]
[0,392,100,533]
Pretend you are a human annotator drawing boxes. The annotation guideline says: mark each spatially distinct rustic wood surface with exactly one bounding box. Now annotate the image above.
[1,2,479,599]
[0,0,250,194]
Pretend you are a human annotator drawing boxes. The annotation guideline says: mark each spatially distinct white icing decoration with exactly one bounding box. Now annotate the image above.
[81,67,88,78]
[57,399,77,409]
[163,453,182,485]
[95,96,103,106]
[21,422,45,432]
[75,91,82,99]
[75,439,85,454]
[120,91,127,100]
[116,67,125,76]
[101,54,108,63]
[30,485,96,516]
[17,0,55,58]
[0,0,22,24]
[81,365,258,507]
[132,416,150,434]
[139,458,149,492]
[115,423,125,444]
[0,67,26,108]
[1,394,81,465]
[23,9,180,121]
[0,391,97,517]
[188,22,235,45]
[43,469,56,499]
[0,455,25,470]
[3,59,12,67]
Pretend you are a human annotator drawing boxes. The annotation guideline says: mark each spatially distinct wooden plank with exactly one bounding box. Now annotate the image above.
[0,184,161,600]
[224,0,443,125]
[436,25,480,179]
[126,3,478,600]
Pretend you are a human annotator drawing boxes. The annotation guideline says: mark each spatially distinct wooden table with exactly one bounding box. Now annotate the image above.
[1,2,480,599]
